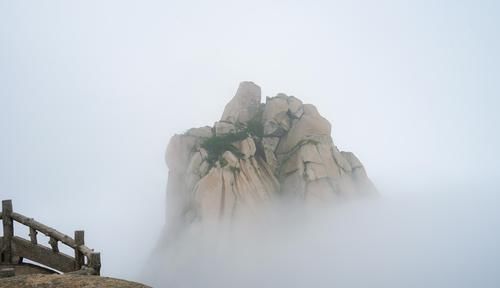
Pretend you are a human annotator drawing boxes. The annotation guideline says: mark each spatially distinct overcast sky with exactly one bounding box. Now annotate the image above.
[1,0,499,283]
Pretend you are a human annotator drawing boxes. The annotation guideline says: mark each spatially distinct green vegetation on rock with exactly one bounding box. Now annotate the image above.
[201,131,246,166]
[202,120,264,167]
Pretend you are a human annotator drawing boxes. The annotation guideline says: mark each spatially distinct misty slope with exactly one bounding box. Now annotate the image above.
[165,82,376,231]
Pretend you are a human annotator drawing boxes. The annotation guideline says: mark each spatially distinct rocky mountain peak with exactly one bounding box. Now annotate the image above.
[165,82,376,231]
[220,81,261,123]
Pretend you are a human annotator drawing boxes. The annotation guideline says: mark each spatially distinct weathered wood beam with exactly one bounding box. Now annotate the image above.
[11,236,76,273]
[10,212,94,258]
[11,212,75,247]
[1,200,13,264]
[78,245,94,257]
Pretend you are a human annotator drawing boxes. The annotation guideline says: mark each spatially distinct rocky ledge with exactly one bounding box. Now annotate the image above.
[0,274,150,288]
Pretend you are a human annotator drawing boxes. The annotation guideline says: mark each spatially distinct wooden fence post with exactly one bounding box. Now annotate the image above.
[74,230,85,270]
[29,227,38,244]
[1,200,13,264]
[48,237,59,253]
[89,252,101,275]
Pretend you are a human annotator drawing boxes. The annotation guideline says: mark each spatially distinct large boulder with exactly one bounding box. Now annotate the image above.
[276,104,331,155]
[262,95,290,136]
[287,96,304,118]
[221,81,261,124]
[185,126,213,138]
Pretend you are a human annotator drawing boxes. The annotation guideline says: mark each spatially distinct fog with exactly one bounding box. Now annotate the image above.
[1,0,499,287]
[146,184,500,288]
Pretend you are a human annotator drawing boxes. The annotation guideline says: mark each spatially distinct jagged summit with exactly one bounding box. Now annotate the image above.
[220,81,261,123]
[165,82,376,231]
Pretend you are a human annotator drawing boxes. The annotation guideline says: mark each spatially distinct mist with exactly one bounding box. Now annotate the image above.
[1,0,499,287]
[141,182,500,288]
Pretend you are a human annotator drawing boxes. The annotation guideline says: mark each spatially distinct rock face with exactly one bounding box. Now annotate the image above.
[220,81,261,123]
[165,82,376,231]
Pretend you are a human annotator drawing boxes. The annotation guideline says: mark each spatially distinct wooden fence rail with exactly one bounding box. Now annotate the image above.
[0,200,101,275]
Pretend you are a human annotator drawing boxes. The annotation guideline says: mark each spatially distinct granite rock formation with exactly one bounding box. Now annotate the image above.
[165,82,376,231]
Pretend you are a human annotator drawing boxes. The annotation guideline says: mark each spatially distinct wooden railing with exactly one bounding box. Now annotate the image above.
[0,200,101,275]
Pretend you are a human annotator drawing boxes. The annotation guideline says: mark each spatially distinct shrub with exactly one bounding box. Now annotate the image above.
[201,131,247,166]
[201,120,264,167]
[246,118,264,138]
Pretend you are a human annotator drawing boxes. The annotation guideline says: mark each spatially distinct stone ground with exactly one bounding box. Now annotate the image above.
[0,274,151,288]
